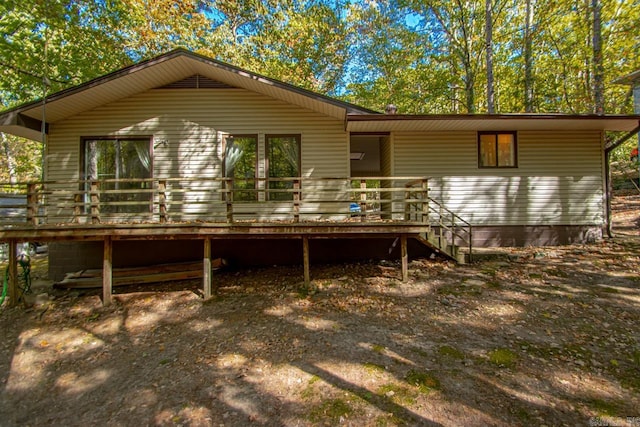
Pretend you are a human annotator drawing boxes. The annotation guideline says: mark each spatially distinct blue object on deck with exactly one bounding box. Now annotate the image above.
[350,202,361,213]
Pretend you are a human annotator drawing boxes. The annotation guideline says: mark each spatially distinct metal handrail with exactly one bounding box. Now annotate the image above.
[404,180,473,262]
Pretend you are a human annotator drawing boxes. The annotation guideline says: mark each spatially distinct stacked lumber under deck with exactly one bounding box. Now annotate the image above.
[55,259,227,289]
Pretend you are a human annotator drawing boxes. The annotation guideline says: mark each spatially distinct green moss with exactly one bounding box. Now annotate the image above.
[377,383,417,405]
[436,284,482,297]
[438,345,465,360]
[363,362,386,374]
[301,375,321,400]
[585,398,625,417]
[308,399,353,423]
[488,348,518,368]
[372,344,386,354]
[404,370,440,394]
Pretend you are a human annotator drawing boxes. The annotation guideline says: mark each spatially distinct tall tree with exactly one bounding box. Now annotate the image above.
[1,134,18,184]
[523,0,534,112]
[485,0,495,113]
[592,0,604,114]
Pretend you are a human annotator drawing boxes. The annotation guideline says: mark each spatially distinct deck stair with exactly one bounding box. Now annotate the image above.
[403,180,472,263]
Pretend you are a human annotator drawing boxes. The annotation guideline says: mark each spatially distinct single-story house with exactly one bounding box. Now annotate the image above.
[1,49,639,304]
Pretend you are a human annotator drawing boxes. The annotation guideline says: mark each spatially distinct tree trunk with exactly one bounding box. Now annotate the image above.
[86,140,98,180]
[1,133,18,184]
[464,67,476,113]
[524,0,534,112]
[485,0,495,113]
[592,0,604,114]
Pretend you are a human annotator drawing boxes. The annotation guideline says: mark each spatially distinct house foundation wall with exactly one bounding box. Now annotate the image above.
[461,225,603,247]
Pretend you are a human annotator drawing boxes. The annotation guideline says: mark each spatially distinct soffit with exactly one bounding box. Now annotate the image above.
[347,114,640,133]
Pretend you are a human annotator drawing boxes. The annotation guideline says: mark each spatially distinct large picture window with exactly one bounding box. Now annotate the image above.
[267,135,301,201]
[478,132,517,168]
[224,135,258,201]
[82,137,151,213]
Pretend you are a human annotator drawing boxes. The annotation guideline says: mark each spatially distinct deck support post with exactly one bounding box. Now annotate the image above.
[203,237,212,299]
[400,235,408,282]
[103,236,113,306]
[303,236,310,285]
[7,240,18,307]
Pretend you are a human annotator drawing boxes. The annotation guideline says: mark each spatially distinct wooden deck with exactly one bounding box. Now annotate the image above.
[1,177,472,307]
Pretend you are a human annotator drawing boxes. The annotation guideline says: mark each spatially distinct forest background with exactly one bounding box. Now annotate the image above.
[1,0,638,182]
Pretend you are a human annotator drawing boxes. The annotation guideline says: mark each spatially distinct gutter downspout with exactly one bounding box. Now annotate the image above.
[604,123,640,237]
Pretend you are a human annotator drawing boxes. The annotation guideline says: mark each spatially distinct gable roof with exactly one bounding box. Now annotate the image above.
[614,69,640,85]
[0,48,377,141]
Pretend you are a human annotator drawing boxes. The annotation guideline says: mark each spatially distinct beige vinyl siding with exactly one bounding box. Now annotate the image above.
[46,88,349,222]
[393,130,604,226]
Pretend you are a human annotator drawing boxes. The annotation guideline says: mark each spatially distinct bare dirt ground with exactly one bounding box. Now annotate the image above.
[1,197,640,426]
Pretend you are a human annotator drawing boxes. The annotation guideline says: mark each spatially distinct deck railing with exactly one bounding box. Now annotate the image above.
[1,177,416,225]
[1,176,472,260]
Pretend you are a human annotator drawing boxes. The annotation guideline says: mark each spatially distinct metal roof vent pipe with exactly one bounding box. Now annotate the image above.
[385,104,397,114]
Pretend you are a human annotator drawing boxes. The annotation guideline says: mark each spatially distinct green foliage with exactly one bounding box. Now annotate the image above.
[1,0,638,178]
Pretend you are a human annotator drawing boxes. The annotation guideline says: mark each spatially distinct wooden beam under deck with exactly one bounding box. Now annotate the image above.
[103,237,113,306]
[401,235,408,282]
[303,236,310,285]
[0,222,430,242]
[7,240,18,307]
[203,237,212,299]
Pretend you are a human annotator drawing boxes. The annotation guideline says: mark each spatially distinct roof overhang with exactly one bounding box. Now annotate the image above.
[614,69,640,86]
[0,49,376,142]
[346,114,640,133]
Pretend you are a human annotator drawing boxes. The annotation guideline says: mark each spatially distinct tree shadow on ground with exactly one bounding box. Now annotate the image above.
[1,241,640,425]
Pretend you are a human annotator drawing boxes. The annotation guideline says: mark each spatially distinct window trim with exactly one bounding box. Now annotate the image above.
[477,131,518,168]
[222,134,259,202]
